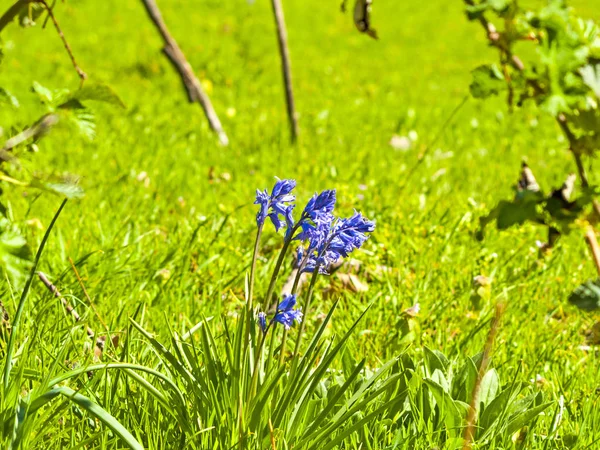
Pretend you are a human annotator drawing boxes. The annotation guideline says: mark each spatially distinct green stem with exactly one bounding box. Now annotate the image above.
[3,198,67,389]
[264,321,280,377]
[248,226,263,311]
[249,329,267,398]
[261,239,292,312]
[290,268,320,376]
[278,260,306,367]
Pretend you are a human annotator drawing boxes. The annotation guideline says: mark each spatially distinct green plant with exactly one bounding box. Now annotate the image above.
[465,0,600,307]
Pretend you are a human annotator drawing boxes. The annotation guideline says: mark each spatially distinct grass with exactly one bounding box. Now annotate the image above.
[1,0,600,448]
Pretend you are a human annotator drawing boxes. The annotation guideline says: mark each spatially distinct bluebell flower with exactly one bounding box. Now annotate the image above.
[258,312,267,332]
[254,178,296,231]
[274,294,303,329]
[301,190,336,222]
[256,294,303,332]
[297,211,375,274]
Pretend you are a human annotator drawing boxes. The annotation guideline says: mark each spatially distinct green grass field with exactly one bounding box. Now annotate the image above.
[1,0,600,448]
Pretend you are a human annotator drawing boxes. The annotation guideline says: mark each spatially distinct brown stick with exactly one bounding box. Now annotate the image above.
[270,0,299,143]
[2,113,59,153]
[140,0,229,146]
[0,0,86,83]
[462,303,505,449]
[585,228,600,277]
[37,271,106,355]
[68,256,107,330]
[37,0,86,84]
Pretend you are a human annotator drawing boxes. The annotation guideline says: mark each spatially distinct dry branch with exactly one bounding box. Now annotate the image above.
[37,271,109,358]
[140,0,229,146]
[270,0,299,142]
[1,114,59,154]
[0,0,86,83]
[37,0,87,83]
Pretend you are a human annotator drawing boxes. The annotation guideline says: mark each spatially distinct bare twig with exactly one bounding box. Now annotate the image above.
[270,0,299,142]
[585,228,600,277]
[0,298,10,332]
[2,113,59,154]
[37,271,107,356]
[37,0,86,84]
[0,0,86,83]
[68,256,108,330]
[140,0,229,146]
[463,303,505,449]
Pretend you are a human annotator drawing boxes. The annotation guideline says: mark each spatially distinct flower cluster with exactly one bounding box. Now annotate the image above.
[258,294,303,332]
[254,178,375,331]
[254,178,296,231]
[297,211,375,274]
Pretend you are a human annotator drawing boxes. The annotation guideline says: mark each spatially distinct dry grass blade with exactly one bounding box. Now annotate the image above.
[462,302,505,449]
[37,271,113,359]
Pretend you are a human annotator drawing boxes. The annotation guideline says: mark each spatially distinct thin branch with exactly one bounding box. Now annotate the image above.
[462,303,505,449]
[37,0,87,84]
[37,271,107,355]
[2,113,59,154]
[270,0,299,142]
[0,297,10,332]
[585,228,600,277]
[140,0,229,146]
[0,0,86,83]
[68,256,108,331]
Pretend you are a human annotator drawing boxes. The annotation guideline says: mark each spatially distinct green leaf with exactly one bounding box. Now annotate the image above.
[424,378,465,437]
[0,216,31,285]
[0,88,19,108]
[29,178,84,199]
[478,369,500,409]
[31,81,55,105]
[58,99,97,140]
[505,401,553,436]
[470,64,506,99]
[33,386,143,450]
[18,3,44,28]
[580,64,600,99]
[568,278,600,311]
[71,83,126,108]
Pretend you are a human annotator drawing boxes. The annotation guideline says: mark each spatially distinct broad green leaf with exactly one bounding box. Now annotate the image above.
[470,65,506,99]
[0,216,31,285]
[506,401,553,435]
[569,278,600,311]
[424,378,464,437]
[29,178,84,199]
[478,368,500,409]
[423,347,449,375]
[71,83,126,108]
[31,81,55,105]
[580,64,600,98]
[58,99,97,140]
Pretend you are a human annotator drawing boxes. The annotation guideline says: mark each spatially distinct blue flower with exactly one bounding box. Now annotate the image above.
[257,294,303,332]
[254,178,296,231]
[302,190,336,222]
[274,294,303,329]
[258,312,267,332]
[297,211,375,274]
